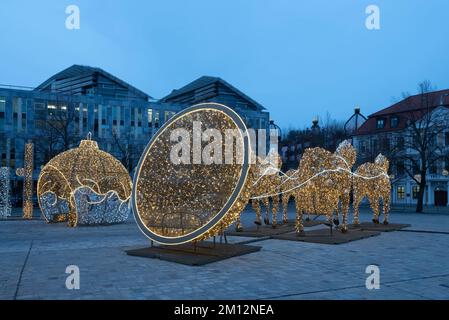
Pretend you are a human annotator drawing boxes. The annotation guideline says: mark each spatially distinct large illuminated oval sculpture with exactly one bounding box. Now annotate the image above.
[132,103,252,245]
[37,135,132,227]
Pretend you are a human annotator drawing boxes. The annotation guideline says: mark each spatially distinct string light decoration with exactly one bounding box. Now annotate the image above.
[251,141,389,234]
[280,168,299,224]
[293,147,338,233]
[251,151,282,227]
[234,151,283,231]
[353,154,391,225]
[0,167,11,218]
[132,103,252,245]
[16,142,34,219]
[37,134,132,227]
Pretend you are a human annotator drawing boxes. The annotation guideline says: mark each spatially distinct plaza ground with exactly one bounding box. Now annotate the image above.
[1,205,449,300]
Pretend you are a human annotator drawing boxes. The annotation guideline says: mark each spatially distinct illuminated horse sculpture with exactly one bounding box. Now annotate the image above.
[294,147,336,234]
[235,150,283,231]
[251,150,283,227]
[353,154,391,225]
[293,140,356,234]
[331,140,357,232]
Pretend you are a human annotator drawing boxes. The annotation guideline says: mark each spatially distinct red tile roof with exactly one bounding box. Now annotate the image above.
[354,89,449,136]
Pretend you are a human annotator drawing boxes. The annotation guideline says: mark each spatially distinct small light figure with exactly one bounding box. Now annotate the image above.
[16,142,34,219]
[0,167,11,218]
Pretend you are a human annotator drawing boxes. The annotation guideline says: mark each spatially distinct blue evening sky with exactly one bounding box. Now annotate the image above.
[1,0,448,129]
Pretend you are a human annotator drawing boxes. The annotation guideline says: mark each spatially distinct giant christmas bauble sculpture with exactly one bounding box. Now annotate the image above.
[132,103,252,245]
[37,134,132,226]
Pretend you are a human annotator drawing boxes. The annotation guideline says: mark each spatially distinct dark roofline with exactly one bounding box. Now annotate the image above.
[369,88,449,118]
[35,64,153,100]
[161,76,265,111]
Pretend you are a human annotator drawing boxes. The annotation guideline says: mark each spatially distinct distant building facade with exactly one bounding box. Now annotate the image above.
[352,90,449,207]
[279,118,348,171]
[0,65,270,204]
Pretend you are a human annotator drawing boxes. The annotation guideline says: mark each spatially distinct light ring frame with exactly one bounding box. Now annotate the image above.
[131,102,251,245]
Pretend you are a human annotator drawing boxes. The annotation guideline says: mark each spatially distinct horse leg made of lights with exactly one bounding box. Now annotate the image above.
[380,187,391,224]
[353,154,391,225]
[250,146,391,233]
[251,198,263,226]
[280,169,299,224]
[281,191,292,224]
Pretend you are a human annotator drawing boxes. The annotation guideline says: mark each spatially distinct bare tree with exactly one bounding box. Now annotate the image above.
[34,99,78,166]
[390,81,449,212]
[111,129,138,172]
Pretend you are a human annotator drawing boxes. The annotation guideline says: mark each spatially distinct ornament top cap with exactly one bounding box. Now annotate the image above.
[79,132,98,149]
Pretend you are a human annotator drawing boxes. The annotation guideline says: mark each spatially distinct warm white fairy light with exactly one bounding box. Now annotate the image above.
[353,154,391,225]
[249,141,391,234]
[16,142,34,219]
[132,103,252,245]
[235,150,283,231]
[37,133,132,227]
[0,167,11,218]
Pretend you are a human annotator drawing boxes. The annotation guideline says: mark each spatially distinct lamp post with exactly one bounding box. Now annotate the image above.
[269,120,282,146]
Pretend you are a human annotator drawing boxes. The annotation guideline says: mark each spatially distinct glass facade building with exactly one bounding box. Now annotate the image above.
[0,65,270,205]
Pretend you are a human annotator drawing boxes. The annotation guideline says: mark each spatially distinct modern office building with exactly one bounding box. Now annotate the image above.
[352,90,449,207]
[0,65,270,204]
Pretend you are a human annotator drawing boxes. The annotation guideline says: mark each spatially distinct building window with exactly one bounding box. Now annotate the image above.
[430,164,437,174]
[446,132,449,146]
[413,162,420,175]
[390,116,399,128]
[372,139,378,153]
[154,111,159,128]
[359,141,366,153]
[0,97,5,117]
[147,108,153,127]
[397,186,405,200]
[0,97,5,129]
[376,118,385,129]
[412,186,420,199]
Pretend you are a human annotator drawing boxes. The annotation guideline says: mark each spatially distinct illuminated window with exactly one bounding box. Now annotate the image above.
[154,111,159,128]
[412,186,420,199]
[397,186,405,200]
[147,108,153,127]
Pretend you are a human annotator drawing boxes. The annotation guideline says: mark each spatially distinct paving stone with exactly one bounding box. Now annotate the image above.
[1,207,449,299]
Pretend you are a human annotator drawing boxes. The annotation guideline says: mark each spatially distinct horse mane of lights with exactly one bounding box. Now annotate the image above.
[37,134,132,227]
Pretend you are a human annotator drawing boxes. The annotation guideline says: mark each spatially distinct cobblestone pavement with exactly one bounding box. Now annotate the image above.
[1,205,449,300]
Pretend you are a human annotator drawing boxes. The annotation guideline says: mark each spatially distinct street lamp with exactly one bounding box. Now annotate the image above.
[269,120,282,143]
